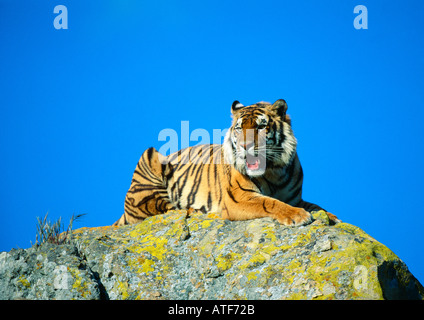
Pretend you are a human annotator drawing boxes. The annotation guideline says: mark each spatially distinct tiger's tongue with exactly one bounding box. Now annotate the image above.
[246,159,259,170]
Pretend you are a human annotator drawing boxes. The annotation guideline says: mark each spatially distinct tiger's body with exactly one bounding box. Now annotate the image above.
[114,99,339,226]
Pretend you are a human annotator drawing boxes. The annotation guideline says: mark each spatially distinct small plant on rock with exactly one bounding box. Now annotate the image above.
[33,213,85,246]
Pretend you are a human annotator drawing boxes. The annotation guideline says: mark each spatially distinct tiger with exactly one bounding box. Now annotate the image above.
[113,99,340,227]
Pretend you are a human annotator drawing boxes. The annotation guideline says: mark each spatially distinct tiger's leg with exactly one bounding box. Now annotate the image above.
[113,147,175,226]
[297,199,341,225]
[222,191,313,226]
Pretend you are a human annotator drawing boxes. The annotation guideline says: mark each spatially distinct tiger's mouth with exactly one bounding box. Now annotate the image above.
[245,153,266,174]
[246,158,260,170]
[246,154,261,170]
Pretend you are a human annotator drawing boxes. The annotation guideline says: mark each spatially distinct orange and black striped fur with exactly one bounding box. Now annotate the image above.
[113,99,340,226]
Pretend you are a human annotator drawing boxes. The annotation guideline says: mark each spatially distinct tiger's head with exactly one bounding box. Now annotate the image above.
[223,99,297,177]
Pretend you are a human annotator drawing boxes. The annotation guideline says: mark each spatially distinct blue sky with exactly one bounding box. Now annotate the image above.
[1,0,424,285]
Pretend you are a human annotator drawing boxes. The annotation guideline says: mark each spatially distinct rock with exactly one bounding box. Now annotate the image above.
[0,210,423,300]
[0,243,103,300]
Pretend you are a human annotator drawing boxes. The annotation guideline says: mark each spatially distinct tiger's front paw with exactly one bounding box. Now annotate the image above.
[276,208,313,226]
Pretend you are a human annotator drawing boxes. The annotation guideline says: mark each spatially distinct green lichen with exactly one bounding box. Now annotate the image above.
[285,292,308,300]
[300,225,390,299]
[17,275,30,289]
[116,280,129,300]
[242,251,268,270]
[215,251,242,272]
[201,219,214,229]
[311,210,330,225]
[69,267,92,299]
[247,270,260,281]
[66,210,423,300]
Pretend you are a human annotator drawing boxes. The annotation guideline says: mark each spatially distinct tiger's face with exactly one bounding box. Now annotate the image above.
[223,99,297,177]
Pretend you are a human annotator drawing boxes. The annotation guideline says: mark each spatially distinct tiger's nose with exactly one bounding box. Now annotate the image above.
[240,141,255,151]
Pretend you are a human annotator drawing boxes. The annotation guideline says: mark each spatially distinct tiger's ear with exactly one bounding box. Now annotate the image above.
[271,99,288,117]
[231,100,245,114]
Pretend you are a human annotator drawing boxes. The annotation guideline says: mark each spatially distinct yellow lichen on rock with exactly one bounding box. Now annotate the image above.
[45,210,424,300]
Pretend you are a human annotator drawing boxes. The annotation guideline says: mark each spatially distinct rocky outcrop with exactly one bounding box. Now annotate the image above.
[1,210,423,300]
